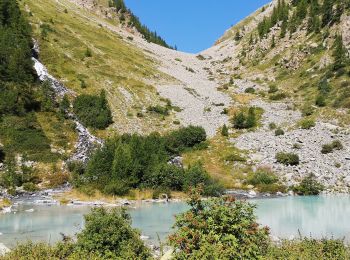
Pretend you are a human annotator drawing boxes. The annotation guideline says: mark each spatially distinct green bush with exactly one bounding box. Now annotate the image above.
[147,105,169,116]
[276,152,300,166]
[315,95,326,107]
[23,182,38,192]
[269,92,287,100]
[76,207,151,258]
[269,122,277,130]
[301,105,315,116]
[221,124,229,136]
[165,126,206,153]
[224,153,246,162]
[183,163,224,197]
[275,128,285,136]
[83,127,217,195]
[148,164,184,191]
[268,84,278,93]
[245,87,256,93]
[267,238,350,259]
[246,169,278,186]
[73,90,112,129]
[169,191,270,259]
[232,107,258,129]
[321,140,343,154]
[293,173,324,195]
[299,118,316,129]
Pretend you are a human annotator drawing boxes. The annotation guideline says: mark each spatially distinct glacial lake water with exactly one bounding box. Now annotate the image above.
[1,195,350,247]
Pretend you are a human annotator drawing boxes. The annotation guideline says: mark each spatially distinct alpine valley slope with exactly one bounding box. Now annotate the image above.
[22,0,350,192]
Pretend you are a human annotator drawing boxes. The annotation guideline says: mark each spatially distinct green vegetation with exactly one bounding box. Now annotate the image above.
[111,0,173,48]
[276,152,300,166]
[275,128,285,136]
[299,118,316,129]
[321,140,343,154]
[293,173,324,195]
[73,126,223,197]
[245,168,285,193]
[232,107,260,129]
[169,189,270,259]
[73,90,112,129]
[221,124,229,136]
[245,87,256,93]
[1,207,151,259]
[0,0,73,183]
[258,0,289,38]
[267,237,349,259]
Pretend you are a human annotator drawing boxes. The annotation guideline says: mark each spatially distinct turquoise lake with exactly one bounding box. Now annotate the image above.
[1,195,350,247]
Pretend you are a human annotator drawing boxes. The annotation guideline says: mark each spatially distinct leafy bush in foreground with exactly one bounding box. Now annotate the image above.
[169,190,270,259]
[1,208,152,259]
[266,237,349,260]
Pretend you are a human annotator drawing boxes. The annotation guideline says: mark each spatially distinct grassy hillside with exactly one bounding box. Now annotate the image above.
[21,0,176,136]
[215,0,350,123]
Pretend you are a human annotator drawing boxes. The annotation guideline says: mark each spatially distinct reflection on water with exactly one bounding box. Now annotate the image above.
[0,204,90,247]
[0,195,350,247]
[252,195,350,240]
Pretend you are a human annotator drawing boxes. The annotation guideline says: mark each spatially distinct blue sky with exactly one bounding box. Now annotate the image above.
[124,0,271,53]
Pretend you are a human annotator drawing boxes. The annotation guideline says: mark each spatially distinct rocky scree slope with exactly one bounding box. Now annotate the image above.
[202,0,350,192]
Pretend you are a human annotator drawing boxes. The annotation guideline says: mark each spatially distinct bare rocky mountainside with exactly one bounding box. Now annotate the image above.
[16,0,350,194]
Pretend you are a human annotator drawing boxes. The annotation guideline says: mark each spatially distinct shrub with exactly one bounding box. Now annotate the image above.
[83,127,210,195]
[321,140,343,154]
[147,105,169,116]
[169,190,270,259]
[103,182,130,196]
[299,118,316,129]
[267,238,350,259]
[275,128,285,136]
[315,95,326,107]
[293,173,324,195]
[301,105,315,116]
[246,169,278,186]
[269,92,287,100]
[268,84,278,93]
[84,48,92,57]
[245,87,256,94]
[232,107,258,129]
[221,124,229,136]
[224,153,246,162]
[148,164,184,191]
[73,90,112,129]
[76,208,151,258]
[276,152,299,166]
[23,182,38,192]
[165,126,206,153]
[269,122,277,130]
[183,163,224,197]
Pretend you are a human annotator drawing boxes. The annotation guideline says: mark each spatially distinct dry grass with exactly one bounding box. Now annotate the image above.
[21,0,174,135]
[182,135,250,189]
[0,198,12,210]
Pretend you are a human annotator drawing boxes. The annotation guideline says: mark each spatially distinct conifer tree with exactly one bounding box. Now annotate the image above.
[333,34,348,71]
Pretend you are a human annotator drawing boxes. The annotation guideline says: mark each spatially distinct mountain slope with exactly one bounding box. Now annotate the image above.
[201,0,350,192]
